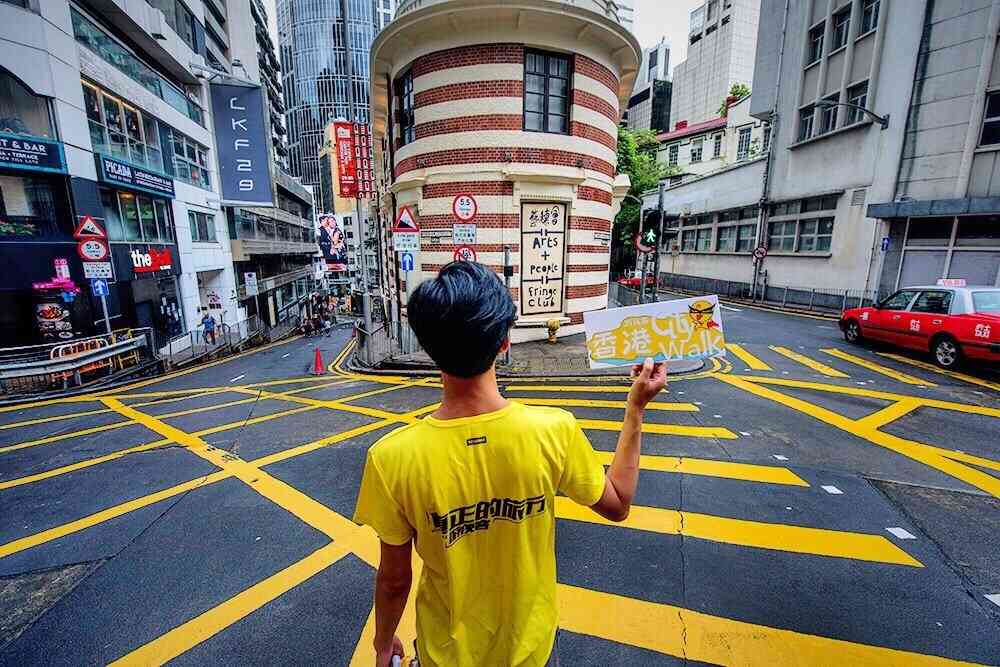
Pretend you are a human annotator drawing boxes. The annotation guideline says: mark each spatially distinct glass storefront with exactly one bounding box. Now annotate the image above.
[895,216,1000,288]
[101,189,175,244]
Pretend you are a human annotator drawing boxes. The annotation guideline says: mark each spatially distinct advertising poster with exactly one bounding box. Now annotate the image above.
[333,121,358,198]
[318,214,348,271]
[520,203,566,316]
[583,295,727,369]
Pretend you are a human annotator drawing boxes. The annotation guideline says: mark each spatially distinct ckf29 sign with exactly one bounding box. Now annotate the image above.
[210,83,274,205]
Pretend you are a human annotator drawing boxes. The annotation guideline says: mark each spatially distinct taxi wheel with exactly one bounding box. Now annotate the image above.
[932,335,962,369]
[843,319,863,344]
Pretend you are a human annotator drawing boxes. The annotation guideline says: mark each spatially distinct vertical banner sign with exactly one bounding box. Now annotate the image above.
[353,123,374,198]
[210,83,274,205]
[333,121,358,197]
[520,203,567,316]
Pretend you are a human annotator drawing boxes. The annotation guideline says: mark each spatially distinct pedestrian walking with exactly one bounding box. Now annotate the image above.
[200,310,216,345]
[354,262,667,667]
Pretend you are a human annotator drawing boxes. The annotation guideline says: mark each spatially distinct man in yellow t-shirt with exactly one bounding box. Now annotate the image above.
[354,262,667,667]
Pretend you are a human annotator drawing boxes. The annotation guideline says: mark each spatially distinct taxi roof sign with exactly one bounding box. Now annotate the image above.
[936,278,966,287]
[392,206,419,232]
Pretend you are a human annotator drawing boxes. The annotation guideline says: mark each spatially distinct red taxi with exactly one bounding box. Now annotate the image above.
[839,285,1000,369]
[617,271,655,288]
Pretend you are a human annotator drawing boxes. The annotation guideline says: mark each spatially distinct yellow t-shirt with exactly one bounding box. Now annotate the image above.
[353,401,605,667]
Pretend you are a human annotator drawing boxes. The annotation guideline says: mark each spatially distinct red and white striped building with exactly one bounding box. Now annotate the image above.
[370,0,640,341]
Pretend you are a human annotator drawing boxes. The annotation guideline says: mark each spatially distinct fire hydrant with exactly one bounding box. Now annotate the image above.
[546,318,561,343]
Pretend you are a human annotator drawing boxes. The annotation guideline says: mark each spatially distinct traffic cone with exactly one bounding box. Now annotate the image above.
[311,346,325,375]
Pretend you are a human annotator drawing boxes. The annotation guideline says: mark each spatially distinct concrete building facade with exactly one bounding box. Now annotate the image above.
[277,0,382,189]
[626,37,671,132]
[671,0,760,127]
[0,0,240,346]
[371,0,639,342]
[868,0,1000,290]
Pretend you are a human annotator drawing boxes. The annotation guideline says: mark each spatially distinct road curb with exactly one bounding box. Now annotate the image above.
[347,354,706,380]
[652,288,841,321]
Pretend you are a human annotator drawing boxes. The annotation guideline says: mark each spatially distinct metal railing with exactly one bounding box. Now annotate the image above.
[354,315,424,368]
[615,273,885,313]
[162,315,266,368]
[0,328,156,397]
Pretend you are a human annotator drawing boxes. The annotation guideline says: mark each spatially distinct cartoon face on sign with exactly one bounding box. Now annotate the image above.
[586,306,725,365]
[687,300,721,330]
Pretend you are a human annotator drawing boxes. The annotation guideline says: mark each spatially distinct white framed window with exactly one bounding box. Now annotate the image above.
[832,8,851,50]
[762,123,772,151]
[737,127,751,160]
[980,91,1000,146]
[846,82,868,125]
[808,23,825,64]
[861,0,880,34]
[690,138,703,162]
[798,217,834,252]
[736,223,756,252]
[798,106,814,141]
[819,94,839,134]
[717,225,736,251]
[668,143,679,165]
[713,133,723,158]
[768,220,797,252]
[188,211,216,242]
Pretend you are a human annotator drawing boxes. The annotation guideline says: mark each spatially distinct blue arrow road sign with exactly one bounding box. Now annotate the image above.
[400,252,414,272]
[91,278,109,297]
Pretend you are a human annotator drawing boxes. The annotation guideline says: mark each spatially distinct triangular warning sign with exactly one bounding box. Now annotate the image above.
[392,206,420,232]
[74,215,107,239]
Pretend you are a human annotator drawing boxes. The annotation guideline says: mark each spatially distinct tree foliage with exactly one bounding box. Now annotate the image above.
[718,83,752,116]
[614,127,676,242]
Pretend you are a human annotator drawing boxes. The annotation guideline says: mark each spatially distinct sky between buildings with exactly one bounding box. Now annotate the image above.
[263,0,702,77]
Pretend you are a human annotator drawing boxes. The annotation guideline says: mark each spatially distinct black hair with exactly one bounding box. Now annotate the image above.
[408,261,516,378]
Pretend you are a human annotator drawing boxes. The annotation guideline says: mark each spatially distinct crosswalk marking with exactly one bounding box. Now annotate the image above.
[554,497,922,566]
[770,346,849,378]
[877,353,1000,392]
[725,343,773,371]
[593,451,809,486]
[577,418,737,439]
[820,349,936,386]
[513,398,698,411]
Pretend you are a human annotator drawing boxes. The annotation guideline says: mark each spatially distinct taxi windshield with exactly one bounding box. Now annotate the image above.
[971,290,1000,313]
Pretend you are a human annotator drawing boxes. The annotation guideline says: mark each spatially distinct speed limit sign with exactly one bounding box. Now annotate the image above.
[452,194,478,222]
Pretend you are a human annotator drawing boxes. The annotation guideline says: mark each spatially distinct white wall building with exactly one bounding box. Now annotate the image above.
[670,0,760,127]
[0,0,240,347]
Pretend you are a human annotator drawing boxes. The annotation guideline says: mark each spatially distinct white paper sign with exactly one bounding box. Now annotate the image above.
[583,295,727,368]
[83,262,114,279]
[453,223,476,244]
[521,202,566,315]
[393,231,420,252]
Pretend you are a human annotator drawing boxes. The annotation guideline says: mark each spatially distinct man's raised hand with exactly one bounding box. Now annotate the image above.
[628,357,667,410]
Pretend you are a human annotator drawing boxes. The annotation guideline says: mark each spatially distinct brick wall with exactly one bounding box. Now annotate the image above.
[414,81,523,108]
[412,44,525,78]
[397,147,614,177]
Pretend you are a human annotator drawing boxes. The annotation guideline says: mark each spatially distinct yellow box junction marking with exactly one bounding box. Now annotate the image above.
[877,353,1000,393]
[718,375,1000,499]
[577,418,737,439]
[557,585,983,666]
[725,343,773,371]
[593,451,808,486]
[856,399,922,430]
[513,397,697,411]
[820,348,935,386]
[769,346,849,378]
[554,497,921,567]
[0,380,351,458]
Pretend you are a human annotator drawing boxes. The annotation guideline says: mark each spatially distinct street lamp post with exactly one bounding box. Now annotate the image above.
[814,100,890,304]
[814,99,890,130]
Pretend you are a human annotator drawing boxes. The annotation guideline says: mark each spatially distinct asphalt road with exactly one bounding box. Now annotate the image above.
[1,305,999,666]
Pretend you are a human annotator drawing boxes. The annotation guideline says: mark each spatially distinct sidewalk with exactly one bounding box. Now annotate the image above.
[379,332,703,378]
